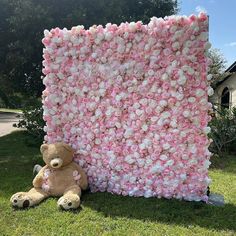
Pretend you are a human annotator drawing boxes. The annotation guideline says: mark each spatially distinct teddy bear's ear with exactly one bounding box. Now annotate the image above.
[40,144,49,154]
[62,143,74,154]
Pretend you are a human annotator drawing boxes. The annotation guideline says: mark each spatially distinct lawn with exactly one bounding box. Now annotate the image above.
[0,131,235,236]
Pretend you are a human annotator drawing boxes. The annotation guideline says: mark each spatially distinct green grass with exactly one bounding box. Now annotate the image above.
[0,108,22,113]
[0,131,235,236]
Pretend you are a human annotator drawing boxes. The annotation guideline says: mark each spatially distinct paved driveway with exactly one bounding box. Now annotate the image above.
[0,112,22,137]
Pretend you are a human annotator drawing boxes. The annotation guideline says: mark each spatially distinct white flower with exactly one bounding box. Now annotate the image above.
[133,102,140,109]
[153,49,160,56]
[182,47,189,55]
[115,94,122,101]
[130,113,136,120]
[105,109,112,116]
[140,98,148,106]
[172,42,180,50]
[189,144,197,154]
[183,110,190,118]
[148,69,154,76]
[200,98,208,105]
[117,45,125,53]
[180,131,187,137]
[68,113,74,120]
[207,87,214,96]
[161,73,168,81]
[97,32,104,41]
[129,22,137,32]
[160,154,168,161]
[207,74,213,81]
[174,30,184,39]
[176,93,184,101]
[149,100,157,108]
[91,53,97,58]
[199,32,208,41]
[177,75,187,85]
[203,160,211,169]
[196,89,205,97]
[141,124,148,132]
[170,25,177,33]
[144,190,153,198]
[136,109,144,116]
[203,126,211,134]
[159,100,167,107]
[205,42,212,50]
[44,29,51,37]
[162,111,171,119]
[163,143,170,150]
[143,138,151,146]
[180,173,187,180]
[125,155,135,164]
[154,134,160,140]
[137,159,145,167]
[166,160,174,166]
[170,120,177,128]
[95,138,101,145]
[150,163,162,173]
[139,143,146,150]
[124,128,133,138]
[115,122,121,128]
[105,32,113,41]
[157,118,164,126]
[151,116,158,122]
[188,97,196,103]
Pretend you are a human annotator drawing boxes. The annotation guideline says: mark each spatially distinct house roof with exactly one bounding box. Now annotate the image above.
[225,61,236,73]
[215,61,236,86]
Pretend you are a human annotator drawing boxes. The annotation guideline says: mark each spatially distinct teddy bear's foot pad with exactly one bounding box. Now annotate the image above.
[57,196,80,210]
[10,193,33,208]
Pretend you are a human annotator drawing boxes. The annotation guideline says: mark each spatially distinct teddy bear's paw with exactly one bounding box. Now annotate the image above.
[10,193,33,208]
[57,196,80,210]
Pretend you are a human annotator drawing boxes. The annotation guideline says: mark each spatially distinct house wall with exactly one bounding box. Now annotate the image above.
[211,73,236,108]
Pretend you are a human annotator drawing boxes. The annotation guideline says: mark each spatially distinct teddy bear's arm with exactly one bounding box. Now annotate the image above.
[73,164,88,190]
[32,166,47,188]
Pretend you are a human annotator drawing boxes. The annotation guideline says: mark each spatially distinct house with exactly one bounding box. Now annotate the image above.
[210,61,236,109]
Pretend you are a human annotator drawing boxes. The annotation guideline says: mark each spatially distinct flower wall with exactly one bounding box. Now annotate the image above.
[42,13,213,201]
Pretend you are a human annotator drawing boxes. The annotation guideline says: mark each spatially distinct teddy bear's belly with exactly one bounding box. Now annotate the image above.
[46,168,77,196]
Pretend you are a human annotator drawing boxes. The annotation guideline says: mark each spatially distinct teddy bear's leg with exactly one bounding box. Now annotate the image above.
[57,185,81,210]
[10,188,49,208]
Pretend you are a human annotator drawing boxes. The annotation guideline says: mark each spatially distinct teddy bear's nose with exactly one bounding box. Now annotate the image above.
[50,158,62,168]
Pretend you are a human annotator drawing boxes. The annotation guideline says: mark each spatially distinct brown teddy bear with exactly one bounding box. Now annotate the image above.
[10,142,88,210]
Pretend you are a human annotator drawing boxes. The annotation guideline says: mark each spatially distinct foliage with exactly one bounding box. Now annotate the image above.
[0,131,236,235]
[209,107,236,156]
[0,0,179,107]
[208,48,228,89]
[13,99,45,142]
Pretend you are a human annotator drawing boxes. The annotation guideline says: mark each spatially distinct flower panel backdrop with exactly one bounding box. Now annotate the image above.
[42,13,213,201]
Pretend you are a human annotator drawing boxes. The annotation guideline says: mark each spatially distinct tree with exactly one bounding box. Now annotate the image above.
[208,48,228,89]
[0,0,179,107]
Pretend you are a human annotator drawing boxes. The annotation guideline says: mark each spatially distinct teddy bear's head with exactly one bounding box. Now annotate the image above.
[40,142,74,169]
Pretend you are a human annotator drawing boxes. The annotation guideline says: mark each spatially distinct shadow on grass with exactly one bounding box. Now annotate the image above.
[210,155,236,174]
[0,131,43,198]
[1,131,236,232]
[83,191,236,232]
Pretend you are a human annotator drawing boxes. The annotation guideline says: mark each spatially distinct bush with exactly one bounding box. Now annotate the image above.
[209,107,236,156]
[14,99,45,143]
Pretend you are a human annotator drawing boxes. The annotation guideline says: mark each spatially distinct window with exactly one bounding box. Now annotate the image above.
[221,87,230,109]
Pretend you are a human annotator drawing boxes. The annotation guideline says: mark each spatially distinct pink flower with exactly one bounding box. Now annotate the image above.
[42,13,211,201]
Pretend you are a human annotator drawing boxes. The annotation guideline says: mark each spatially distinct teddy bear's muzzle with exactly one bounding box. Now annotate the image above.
[50,158,63,169]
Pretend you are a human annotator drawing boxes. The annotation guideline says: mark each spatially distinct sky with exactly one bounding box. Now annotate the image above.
[180,0,236,68]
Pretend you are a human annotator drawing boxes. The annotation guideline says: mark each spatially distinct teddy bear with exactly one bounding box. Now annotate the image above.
[10,142,88,210]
